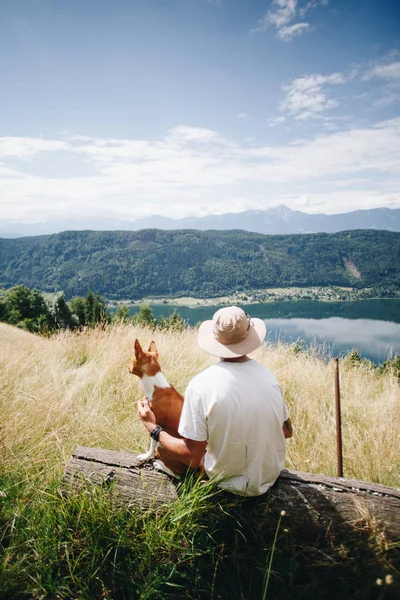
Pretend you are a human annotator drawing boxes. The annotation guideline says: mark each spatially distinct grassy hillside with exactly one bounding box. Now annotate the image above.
[1,323,399,598]
[1,228,400,298]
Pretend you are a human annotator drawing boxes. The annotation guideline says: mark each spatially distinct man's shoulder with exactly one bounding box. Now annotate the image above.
[249,359,278,378]
[188,364,220,388]
[253,361,281,386]
[186,364,231,397]
[230,359,281,390]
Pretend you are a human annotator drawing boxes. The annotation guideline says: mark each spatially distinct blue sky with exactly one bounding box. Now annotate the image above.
[0,0,399,223]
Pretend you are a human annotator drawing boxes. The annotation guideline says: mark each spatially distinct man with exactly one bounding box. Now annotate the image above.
[138,306,292,496]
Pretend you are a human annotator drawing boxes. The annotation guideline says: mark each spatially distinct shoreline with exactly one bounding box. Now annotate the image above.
[107,286,400,308]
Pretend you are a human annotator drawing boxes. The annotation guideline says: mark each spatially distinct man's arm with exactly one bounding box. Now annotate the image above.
[137,398,207,468]
[158,432,207,468]
[282,418,293,439]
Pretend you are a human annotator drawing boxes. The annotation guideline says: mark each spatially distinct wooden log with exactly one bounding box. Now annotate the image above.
[63,446,178,508]
[62,446,400,539]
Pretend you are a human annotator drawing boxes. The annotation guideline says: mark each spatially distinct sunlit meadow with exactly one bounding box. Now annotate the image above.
[1,322,399,487]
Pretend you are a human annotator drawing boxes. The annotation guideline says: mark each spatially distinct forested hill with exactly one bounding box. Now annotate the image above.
[0,229,399,299]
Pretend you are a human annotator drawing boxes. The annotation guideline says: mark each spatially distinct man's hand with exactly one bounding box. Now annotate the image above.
[137,397,207,470]
[282,418,293,439]
[137,397,157,433]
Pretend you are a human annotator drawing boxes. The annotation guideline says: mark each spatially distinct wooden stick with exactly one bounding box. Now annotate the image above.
[334,357,343,478]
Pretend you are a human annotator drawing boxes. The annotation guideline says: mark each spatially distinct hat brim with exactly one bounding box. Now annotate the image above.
[197,317,266,358]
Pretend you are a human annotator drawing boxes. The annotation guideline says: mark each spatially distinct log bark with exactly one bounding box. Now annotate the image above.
[62,446,400,540]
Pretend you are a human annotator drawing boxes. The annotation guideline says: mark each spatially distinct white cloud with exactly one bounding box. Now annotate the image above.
[364,59,400,106]
[252,0,305,37]
[167,125,225,144]
[268,116,286,127]
[0,137,69,159]
[278,22,310,40]
[0,118,399,222]
[274,190,400,215]
[247,118,400,181]
[253,0,327,40]
[370,61,400,81]
[236,112,251,119]
[299,0,329,18]
[266,0,297,28]
[280,72,346,119]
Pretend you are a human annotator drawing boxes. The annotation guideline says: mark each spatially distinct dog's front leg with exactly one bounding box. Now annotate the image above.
[137,437,158,462]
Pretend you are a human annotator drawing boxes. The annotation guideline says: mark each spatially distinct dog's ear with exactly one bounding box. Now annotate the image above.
[148,341,158,356]
[134,339,143,356]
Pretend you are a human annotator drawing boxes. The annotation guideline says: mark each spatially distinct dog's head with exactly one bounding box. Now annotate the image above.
[128,339,160,378]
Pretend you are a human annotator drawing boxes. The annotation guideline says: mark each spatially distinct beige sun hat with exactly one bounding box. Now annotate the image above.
[197,306,266,358]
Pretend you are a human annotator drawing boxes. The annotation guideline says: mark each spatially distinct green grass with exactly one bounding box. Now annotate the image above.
[1,470,399,600]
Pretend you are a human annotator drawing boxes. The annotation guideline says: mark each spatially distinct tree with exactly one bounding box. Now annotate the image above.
[381,354,400,379]
[133,304,156,327]
[70,297,86,327]
[3,285,32,324]
[115,304,130,322]
[0,298,8,322]
[18,318,38,333]
[84,291,107,327]
[0,286,111,333]
[85,291,96,326]
[92,293,106,324]
[158,310,185,331]
[54,295,76,330]
[30,289,49,320]
[1,286,52,330]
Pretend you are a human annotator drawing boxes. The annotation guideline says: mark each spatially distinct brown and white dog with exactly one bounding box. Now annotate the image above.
[128,339,184,477]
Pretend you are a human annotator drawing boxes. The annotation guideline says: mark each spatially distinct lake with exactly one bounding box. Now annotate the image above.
[127,299,400,364]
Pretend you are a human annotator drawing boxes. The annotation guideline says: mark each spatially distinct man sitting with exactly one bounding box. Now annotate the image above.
[137,306,292,496]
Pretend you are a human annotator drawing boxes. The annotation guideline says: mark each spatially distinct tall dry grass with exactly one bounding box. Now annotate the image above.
[1,321,399,488]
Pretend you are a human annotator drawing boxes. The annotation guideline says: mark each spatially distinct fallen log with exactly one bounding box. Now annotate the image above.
[63,446,400,540]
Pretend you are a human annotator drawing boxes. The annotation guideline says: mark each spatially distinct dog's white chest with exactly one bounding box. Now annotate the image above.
[141,372,171,400]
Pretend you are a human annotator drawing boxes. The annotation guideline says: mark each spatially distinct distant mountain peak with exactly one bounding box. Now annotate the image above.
[268,204,291,212]
[266,204,294,221]
[1,206,400,238]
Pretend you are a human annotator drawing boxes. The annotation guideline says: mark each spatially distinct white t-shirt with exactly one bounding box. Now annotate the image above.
[178,359,289,496]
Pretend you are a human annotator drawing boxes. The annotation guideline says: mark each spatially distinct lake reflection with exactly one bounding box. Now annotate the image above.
[265,317,400,364]
[126,300,400,364]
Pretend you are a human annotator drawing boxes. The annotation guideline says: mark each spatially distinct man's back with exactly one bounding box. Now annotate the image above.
[179,359,289,496]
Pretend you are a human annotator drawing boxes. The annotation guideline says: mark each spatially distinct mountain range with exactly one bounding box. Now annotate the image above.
[1,229,399,299]
[1,206,400,238]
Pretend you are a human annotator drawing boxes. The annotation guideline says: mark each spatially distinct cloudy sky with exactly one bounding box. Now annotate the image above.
[0,0,399,224]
